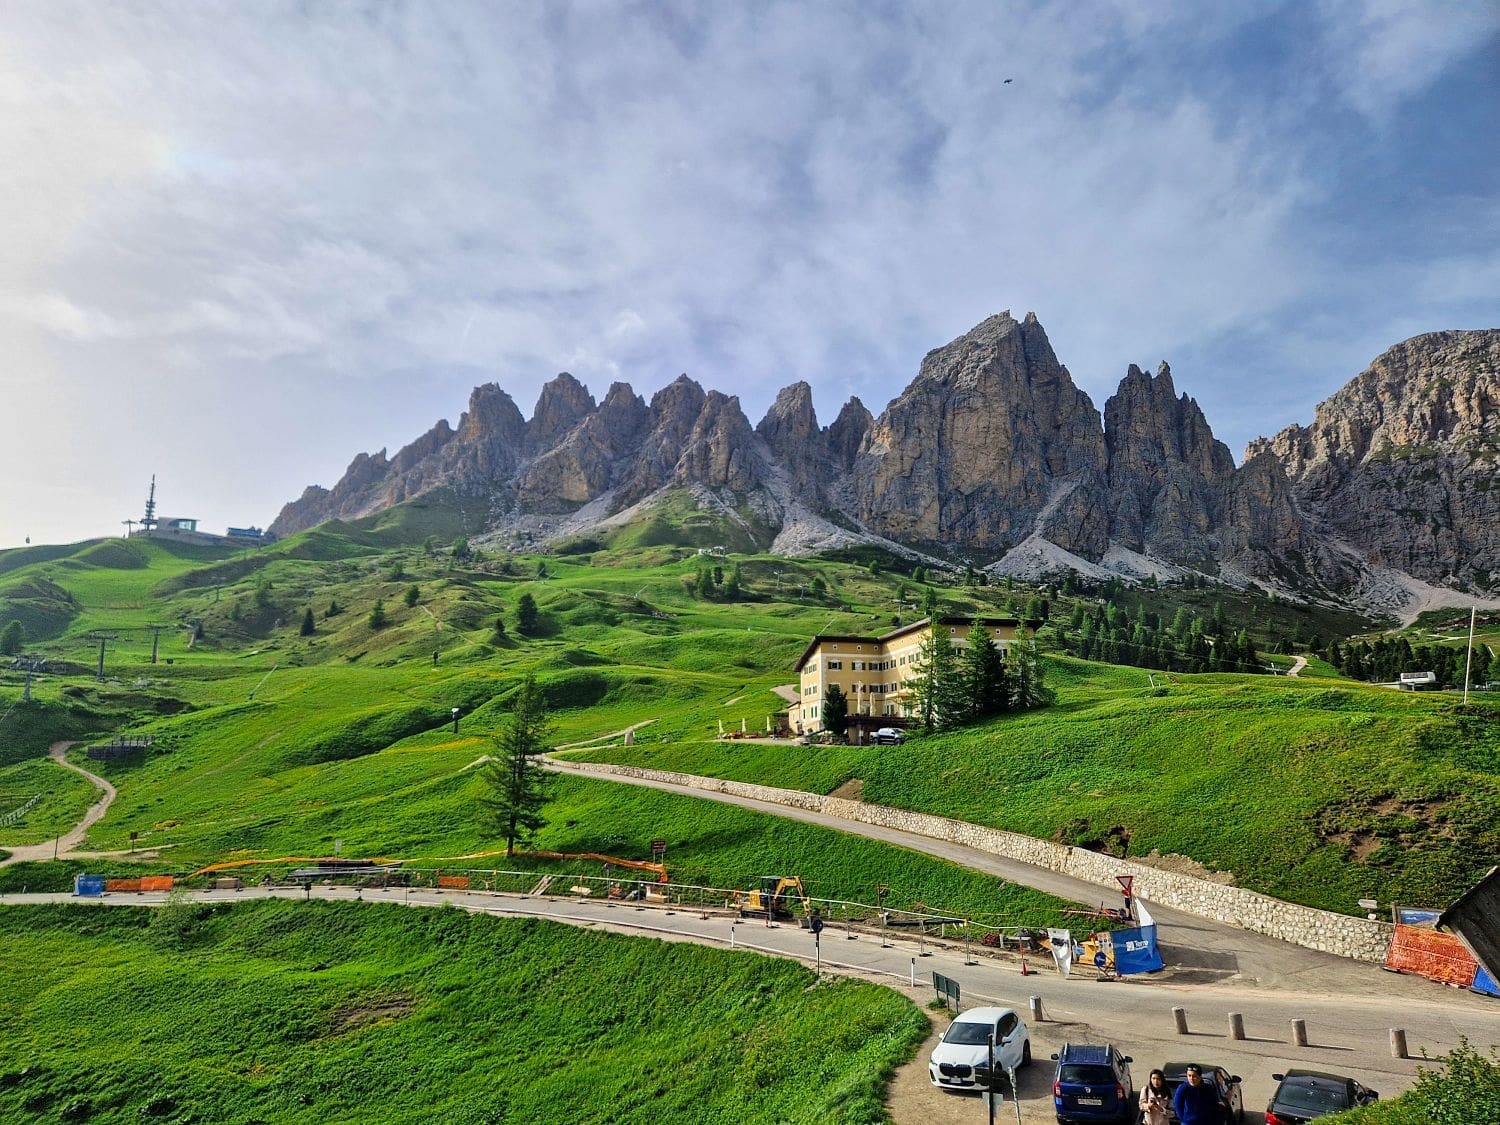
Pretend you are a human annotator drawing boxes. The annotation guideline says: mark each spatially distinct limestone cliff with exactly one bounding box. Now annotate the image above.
[1248,330,1500,588]
[267,316,1497,607]
[852,311,1108,556]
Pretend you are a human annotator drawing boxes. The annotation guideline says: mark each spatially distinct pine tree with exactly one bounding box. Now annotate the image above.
[403,584,420,608]
[724,563,742,600]
[492,612,507,642]
[696,566,716,600]
[517,593,540,635]
[478,674,554,856]
[0,620,23,656]
[368,599,387,630]
[823,683,849,739]
[1008,634,1052,710]
[911,624,962,732]
[298,608,315,637]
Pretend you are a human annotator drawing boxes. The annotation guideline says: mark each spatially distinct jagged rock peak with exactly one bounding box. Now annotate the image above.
[456,383,525,441]
[676,391,761,492]
[854,310,1107,555]
[826,396,873,470]
[526,372,596,455]
[756,382,820,455]
[1247,328,1500,588]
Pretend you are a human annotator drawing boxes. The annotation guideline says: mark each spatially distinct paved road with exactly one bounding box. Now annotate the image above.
[0,742,124,867]
[542,757,1466,1002]
[6,884,1496,1123]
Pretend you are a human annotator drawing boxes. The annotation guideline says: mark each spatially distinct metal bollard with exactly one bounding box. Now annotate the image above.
[910,957,917,987]
[1229,1013,1245,1041]
[730,921,736,948]
[1291,1019,1308,1047]
[1390,1029,1408,1059]
[1172,1007,1189,1035]
[1029,995,1044,1023]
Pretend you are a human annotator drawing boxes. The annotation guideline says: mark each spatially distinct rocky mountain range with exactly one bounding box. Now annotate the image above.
[271,313,1499,613]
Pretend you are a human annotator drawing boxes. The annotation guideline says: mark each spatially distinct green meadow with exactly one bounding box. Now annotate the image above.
[0,900,927,1124]
[2,508,1497,923]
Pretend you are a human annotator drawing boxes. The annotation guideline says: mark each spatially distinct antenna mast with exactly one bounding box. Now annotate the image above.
[141,475,158,533]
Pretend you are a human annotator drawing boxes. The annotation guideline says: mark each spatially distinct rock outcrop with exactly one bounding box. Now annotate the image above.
[1248,330,1500,589]
[1104,362,1234,565]
[851,311,1108,556]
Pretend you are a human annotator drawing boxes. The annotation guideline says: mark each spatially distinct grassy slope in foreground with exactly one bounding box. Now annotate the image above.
[0,900,927,1125]
[572,657,1500,915]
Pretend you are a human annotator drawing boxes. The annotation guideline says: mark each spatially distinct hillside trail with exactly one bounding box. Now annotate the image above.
[1287,655,1308,677]
[0,742,138,867]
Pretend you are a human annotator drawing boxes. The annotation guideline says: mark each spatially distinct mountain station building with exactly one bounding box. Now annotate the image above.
[787,616,1035,738]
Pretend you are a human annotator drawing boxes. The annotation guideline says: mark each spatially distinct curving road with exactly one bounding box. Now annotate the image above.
[540,756,1477,1002]
[4,882,1497,1123]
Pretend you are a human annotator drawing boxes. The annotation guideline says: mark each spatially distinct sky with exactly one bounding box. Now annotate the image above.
[2,0,1497,548]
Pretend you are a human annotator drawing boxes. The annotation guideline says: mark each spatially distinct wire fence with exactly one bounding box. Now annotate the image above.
[0,794,42,829]
[161,863,1066,948]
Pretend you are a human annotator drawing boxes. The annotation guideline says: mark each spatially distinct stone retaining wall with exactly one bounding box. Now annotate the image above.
[556,759,1394,963]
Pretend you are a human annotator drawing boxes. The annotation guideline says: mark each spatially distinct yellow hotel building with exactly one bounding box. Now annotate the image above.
[786,616,1033,734]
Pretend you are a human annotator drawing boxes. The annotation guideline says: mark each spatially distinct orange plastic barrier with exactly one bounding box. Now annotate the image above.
[438,876,470,890]
[105,878,142,893]
[1386,924,1478,987]
[140,876,174,892]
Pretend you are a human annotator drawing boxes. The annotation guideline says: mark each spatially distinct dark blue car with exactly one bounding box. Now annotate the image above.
[1051,1043,1135,1124]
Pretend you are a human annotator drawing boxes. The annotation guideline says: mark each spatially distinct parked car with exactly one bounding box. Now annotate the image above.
[1051,1042,1134,1123]
[928,1006,1031,1093]
[1266,1070,1378,1123]
[871,727,905,744]
[1160,1062,1244,1123]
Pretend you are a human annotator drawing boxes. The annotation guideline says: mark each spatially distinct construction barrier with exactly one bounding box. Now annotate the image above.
[73,875,106,897]
[105,878,142,893]
[437,875,471,890]
[1386,923,1478,988]
[140,876,174,892]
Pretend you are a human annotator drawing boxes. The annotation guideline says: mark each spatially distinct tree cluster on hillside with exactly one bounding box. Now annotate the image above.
[1329,637,1494,686]
[909,621,1051,733]
[0,620,23,656]
[1052,599,1263,674]
[692,562,743,602]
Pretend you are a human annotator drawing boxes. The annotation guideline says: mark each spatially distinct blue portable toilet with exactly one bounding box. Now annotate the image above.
[73,874,106,897]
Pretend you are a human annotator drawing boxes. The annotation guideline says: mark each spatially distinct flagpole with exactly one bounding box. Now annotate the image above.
[1463,606,1476,705]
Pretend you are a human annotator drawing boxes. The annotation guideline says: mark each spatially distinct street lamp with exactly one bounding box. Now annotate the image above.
[451,707,460,734]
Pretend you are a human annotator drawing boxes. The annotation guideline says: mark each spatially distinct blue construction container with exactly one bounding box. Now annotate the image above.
[73,874,106,897]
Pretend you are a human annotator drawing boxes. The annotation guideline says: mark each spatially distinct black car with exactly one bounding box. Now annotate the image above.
[1161,1062,1244,1123]
[1266,1070,1378,1124]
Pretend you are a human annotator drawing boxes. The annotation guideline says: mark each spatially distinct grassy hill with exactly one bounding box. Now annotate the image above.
[0,899,926,1124]
[1,511,1496,920]
[575,661,1500,913]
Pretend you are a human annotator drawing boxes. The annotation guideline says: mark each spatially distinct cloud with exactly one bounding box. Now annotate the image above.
[0,0,1495,546]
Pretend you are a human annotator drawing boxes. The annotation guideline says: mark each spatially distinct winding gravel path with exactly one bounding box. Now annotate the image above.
[0,742,123,867]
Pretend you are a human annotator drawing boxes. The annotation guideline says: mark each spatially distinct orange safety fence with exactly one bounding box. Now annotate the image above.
[437,876,471,889]
[1386,923,1478,988]
[104,878,141,892]
[140,875,174,892]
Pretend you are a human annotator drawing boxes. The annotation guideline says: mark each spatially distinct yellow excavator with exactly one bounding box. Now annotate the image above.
[736,875,810,920]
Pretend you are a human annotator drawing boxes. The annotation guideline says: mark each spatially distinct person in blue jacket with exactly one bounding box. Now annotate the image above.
[1172,1065,1226,1124]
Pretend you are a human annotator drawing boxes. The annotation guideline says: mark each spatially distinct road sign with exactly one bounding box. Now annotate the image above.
[931,971,959,1006]
[651,839,666,858]
[1116,875,1134,896]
